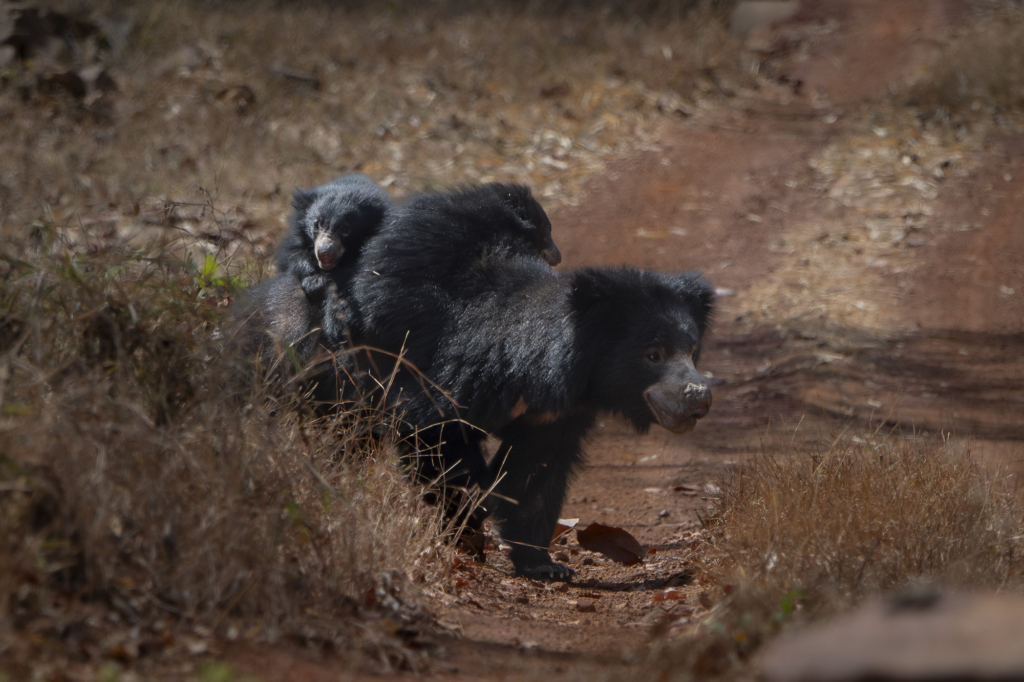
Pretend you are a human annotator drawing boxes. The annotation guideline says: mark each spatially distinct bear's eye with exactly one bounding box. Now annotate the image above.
[645,348,666,364]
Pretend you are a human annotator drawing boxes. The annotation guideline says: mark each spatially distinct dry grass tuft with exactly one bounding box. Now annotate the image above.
[0,231,452,674]
[0,0,739,256]
[652,433,1024,678]
[908,3,1024,118]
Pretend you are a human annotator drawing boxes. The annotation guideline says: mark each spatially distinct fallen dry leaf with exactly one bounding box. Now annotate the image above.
[575,522,644,566]
[551,517,579,544]
[653,589,682,603]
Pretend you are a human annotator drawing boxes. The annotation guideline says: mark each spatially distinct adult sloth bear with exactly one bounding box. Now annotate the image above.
[354,186,714,581]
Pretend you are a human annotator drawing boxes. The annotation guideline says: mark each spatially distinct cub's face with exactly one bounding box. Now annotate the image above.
[303,194,386,271]
[516,199,560,267]
[304,203,345,271]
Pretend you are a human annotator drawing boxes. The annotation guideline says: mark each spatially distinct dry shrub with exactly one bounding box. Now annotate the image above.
[0,232,451,672]
[908,4,1024,117]
[0,0,739,247]
[653,433,1024,678]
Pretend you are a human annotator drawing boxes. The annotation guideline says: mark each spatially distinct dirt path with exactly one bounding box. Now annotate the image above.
[229,2,1024,678]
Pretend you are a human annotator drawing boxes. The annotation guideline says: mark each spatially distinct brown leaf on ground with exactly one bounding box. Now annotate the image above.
[652,590,682,603]
[575,599,597,613]
[550,518,579,544]
[575,523,644,566]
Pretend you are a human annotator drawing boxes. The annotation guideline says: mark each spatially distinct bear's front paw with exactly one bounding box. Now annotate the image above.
[517,561,575,582]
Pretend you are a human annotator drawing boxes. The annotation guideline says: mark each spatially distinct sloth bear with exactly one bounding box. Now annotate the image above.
[354,182,560,369]
[352,183,562,524]
[353,187,714,580]
[274,173,395,346]
[235,175,393,401]
[236,273,357,402]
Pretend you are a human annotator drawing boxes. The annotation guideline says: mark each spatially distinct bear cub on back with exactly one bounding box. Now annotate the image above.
[233,174,393,403]
[275,173,395,345]
[352,182,562,511]
[355,182,560,370]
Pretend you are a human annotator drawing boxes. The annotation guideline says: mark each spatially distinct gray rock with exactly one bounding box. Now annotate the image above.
[730,1,800,37]
[758,592,1024,682]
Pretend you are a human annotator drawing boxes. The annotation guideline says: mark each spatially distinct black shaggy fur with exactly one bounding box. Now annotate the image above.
[352,183,561,529]
[233,174,393,403]
[353,187,714,580]
[354,182,560,369]
[275,173,395,345]
[234,273,346,402]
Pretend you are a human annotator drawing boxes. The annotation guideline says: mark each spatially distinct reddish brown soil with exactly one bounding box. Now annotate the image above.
[229,2,1024,679]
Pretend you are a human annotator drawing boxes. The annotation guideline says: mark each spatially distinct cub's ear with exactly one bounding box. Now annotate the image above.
[291,188,318,213]
[500,184,540,231]
[675,272,715,335]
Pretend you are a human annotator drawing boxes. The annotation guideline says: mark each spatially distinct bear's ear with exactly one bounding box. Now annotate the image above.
[500,184,539,231]
[513,214,538,233]
[570,268,618,314]
[675,272,715,335]
[291,188,318,213]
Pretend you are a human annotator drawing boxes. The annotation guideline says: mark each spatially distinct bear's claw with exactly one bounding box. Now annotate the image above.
[519,562,575,582]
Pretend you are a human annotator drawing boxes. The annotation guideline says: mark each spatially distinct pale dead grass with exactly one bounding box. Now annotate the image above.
[650,433,1024,678]
[908,3,1024,118]
[1,0,740,262]
[0,232,453,676]
[0,1,745,675]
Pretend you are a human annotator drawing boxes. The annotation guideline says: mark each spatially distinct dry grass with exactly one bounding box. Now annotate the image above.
[0,230,454,677]
[1,0,739,262]
[652,433,1024,678]
[907,3,1024,118]
[0,1,746,675]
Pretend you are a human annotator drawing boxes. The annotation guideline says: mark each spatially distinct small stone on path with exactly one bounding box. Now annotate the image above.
[758,592,1024,682]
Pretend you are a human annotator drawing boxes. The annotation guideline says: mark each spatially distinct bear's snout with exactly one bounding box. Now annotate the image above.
[683,382,712,419]
[540,244,562,267]
[314,233,340,270]
[643,363,712,434]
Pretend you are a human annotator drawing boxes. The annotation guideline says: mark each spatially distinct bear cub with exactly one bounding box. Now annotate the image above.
[275,173,395,345]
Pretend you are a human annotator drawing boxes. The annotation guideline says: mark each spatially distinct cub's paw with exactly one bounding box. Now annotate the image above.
[300,274,330,299]
[518,561,575,582]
